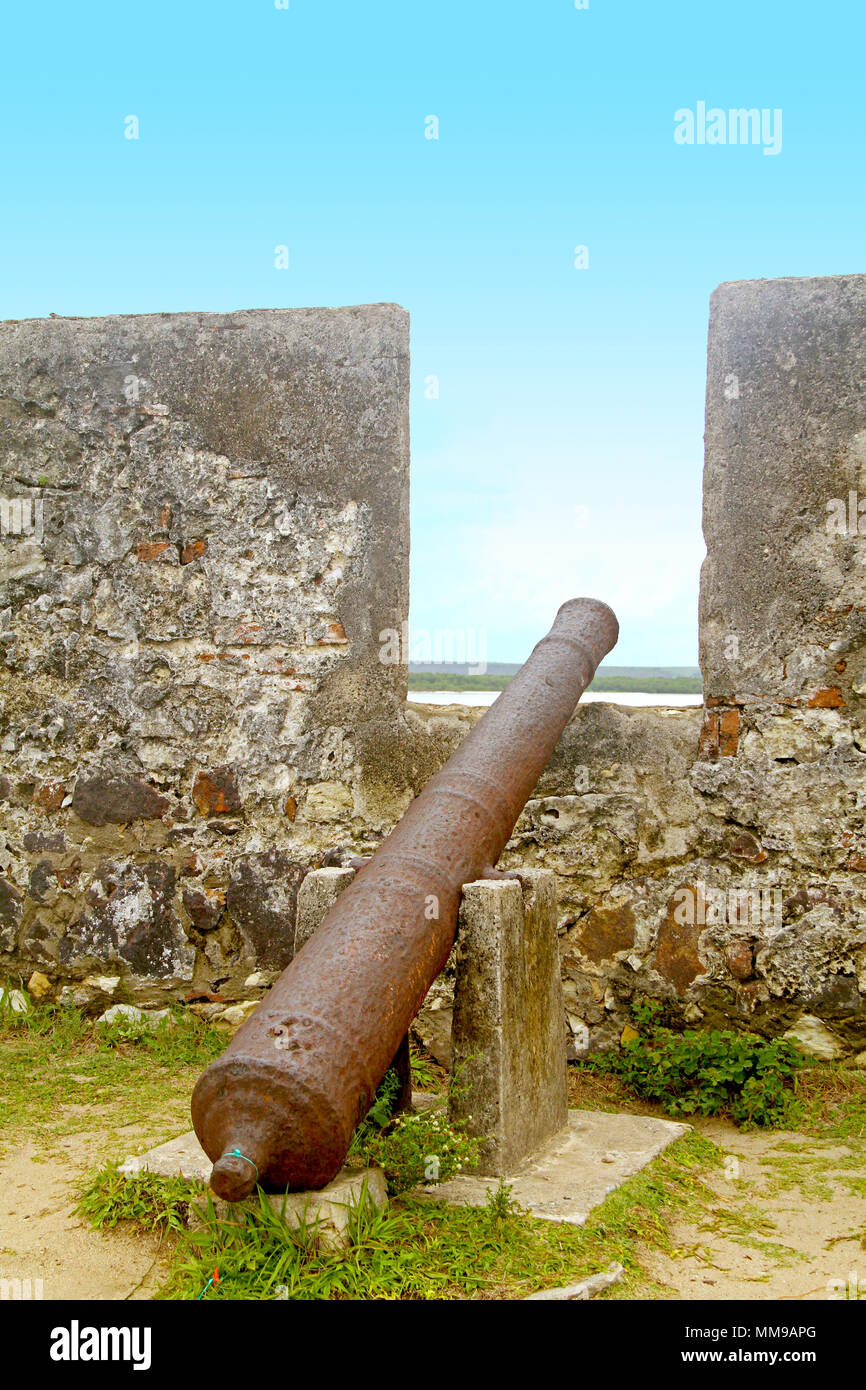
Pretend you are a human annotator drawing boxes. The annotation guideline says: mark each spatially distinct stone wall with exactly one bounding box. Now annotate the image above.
[2,280,865,1065]
[0,306,413,1009]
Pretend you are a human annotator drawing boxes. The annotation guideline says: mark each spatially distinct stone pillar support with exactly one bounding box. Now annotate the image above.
[449,868,568,1175]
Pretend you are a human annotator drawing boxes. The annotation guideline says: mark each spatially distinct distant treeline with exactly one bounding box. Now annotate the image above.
[407,673,703,694]
[588,675,702,693]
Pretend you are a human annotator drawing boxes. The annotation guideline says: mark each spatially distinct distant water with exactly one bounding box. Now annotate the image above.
[408,691,703,708]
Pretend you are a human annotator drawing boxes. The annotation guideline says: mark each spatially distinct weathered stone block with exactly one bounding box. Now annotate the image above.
[191,766,241,818]
[303,781,355,824]
[26,969,51,1000]
[181,885,225,932]
[574,899,635,965]
[0,304,409,722]
[419,1110,688,1226]
[59,859,194,984]
[653,887,707,995]
[294,866,355,954]
[411,985,454,1068]
[701,275,866,708]
[449,869,568,1175]
[72,772,169,826]
[226,850,306,971]
[98,1002,171,1030]
[0,878,24,928]
[782,1014,843,1061]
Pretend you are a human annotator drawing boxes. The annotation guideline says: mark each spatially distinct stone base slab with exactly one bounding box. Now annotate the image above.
[119,1104,686,1238]
[120,1133,387,1251]
[120,1130,212,1182]
[411,1109,689,1225]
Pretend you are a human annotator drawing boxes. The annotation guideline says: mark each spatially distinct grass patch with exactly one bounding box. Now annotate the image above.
[408,1043,447,1094]
[141,1130,722,1300]
[74,1131,721,1301]
[794,1063,866,1142]
[695,1202,806,1268]
[756,1131,866,1207]
[0,1001,224,1152]
[77,1164,201,1236]
[568,1064,665,1117]
[758,1151,838,1203]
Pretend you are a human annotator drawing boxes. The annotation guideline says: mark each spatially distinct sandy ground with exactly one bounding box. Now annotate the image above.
[0,1130,170,1301]
[1,1114,862,1301]
[643,1120,866,1300]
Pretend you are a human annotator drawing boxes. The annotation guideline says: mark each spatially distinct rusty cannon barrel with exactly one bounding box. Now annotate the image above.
[192,596,618,1200]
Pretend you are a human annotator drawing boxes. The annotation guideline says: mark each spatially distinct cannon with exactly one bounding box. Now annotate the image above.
[191,596,618,1200]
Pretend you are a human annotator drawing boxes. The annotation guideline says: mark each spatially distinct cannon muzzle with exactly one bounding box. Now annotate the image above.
[192,596,618,1198]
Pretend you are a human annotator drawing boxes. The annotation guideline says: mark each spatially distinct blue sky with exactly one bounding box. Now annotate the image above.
[2,2,863,663]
